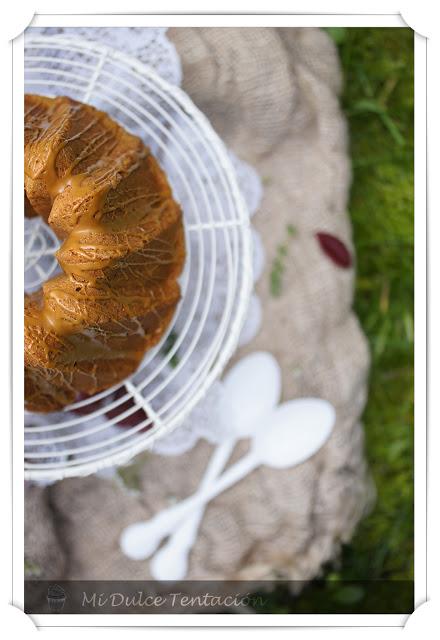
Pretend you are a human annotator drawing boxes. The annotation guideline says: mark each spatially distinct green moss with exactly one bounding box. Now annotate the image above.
[161,330,180,368]
[269,224,298,296]
[117,452,151,492]
[24,558,42,578]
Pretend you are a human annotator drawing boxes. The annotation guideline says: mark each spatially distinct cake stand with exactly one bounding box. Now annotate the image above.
[24,35,252,482]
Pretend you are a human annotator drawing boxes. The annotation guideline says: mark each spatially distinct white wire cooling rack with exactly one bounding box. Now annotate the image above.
[24,35,252,482]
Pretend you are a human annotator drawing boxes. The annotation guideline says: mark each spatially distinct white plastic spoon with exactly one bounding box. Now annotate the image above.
[120,398,335,562]
[149,352,281,580]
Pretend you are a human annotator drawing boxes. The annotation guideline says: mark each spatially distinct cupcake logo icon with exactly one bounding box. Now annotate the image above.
[47,584,66,612]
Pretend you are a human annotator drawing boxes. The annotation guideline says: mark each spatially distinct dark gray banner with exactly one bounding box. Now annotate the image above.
[25,580,414,615]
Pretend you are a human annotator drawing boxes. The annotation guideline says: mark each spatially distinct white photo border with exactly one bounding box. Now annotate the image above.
[9,9,424,629]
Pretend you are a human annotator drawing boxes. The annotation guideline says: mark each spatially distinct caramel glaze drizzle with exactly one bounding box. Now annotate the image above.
[24,98,181,358]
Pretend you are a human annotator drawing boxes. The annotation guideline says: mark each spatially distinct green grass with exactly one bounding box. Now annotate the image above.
[259,27,414,613]
[338,26,414,585]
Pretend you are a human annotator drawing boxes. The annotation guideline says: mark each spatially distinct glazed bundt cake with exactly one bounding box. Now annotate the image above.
[24,95,185,412]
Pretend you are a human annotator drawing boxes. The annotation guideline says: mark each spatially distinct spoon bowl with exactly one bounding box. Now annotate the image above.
[223,351,281,436]
[254,398,336,469]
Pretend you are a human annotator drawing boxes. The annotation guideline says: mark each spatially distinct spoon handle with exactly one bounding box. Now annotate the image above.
[183,451,257,511]
[121,450,256,561]
[150,439,236,580]
[120,498,191,560]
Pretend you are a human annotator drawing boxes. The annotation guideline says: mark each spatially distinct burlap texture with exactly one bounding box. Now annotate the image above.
[24,484,66,579]
[25,27,374,583]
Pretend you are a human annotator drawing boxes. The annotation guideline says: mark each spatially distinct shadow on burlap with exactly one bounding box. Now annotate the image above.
[25,28,375,584]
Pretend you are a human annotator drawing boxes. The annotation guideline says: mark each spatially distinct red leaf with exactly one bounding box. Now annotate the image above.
[105,387,151,431]
[73,389,152,431]
[72,392,103,416]
[316,232,352,269]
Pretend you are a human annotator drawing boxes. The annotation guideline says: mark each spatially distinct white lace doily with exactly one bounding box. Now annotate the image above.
[25,27,265,473]
[31,26,182,86]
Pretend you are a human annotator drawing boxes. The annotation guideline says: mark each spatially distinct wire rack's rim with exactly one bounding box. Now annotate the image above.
[24,35,253,481]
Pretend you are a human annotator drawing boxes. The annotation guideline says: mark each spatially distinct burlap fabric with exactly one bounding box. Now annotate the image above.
[25,28,374,583]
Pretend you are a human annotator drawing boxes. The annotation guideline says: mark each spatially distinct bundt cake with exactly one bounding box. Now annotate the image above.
[24,94,185,412]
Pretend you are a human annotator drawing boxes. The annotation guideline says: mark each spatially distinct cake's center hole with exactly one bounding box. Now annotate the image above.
[24,216,61,293]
